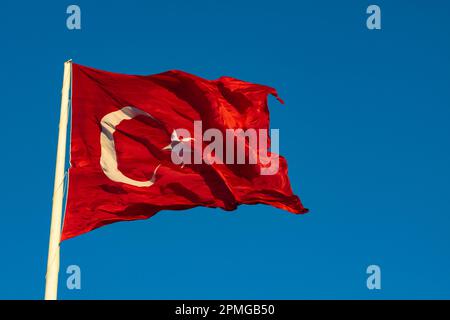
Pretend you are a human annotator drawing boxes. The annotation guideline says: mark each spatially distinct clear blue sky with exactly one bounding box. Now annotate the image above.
[1,0,450,299]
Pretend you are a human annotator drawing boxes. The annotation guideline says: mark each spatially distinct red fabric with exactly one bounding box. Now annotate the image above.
[62,63,308,241]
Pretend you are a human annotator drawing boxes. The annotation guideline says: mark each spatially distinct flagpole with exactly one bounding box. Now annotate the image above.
[45,60,72,300]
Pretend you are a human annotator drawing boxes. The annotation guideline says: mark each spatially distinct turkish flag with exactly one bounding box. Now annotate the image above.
[62,64,308,240]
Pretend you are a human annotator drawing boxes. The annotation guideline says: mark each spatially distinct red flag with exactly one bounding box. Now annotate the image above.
[62,64,308,240]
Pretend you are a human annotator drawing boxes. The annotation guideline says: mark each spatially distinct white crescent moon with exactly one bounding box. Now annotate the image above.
[100,106,159,187]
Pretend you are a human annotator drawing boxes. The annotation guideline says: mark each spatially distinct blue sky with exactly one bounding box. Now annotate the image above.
[1,0,450,299]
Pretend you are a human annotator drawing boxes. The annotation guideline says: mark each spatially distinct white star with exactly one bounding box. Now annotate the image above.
[162,130,194,168]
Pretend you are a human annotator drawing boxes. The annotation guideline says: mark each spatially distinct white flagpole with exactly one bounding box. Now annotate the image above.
[45,60,72,300]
